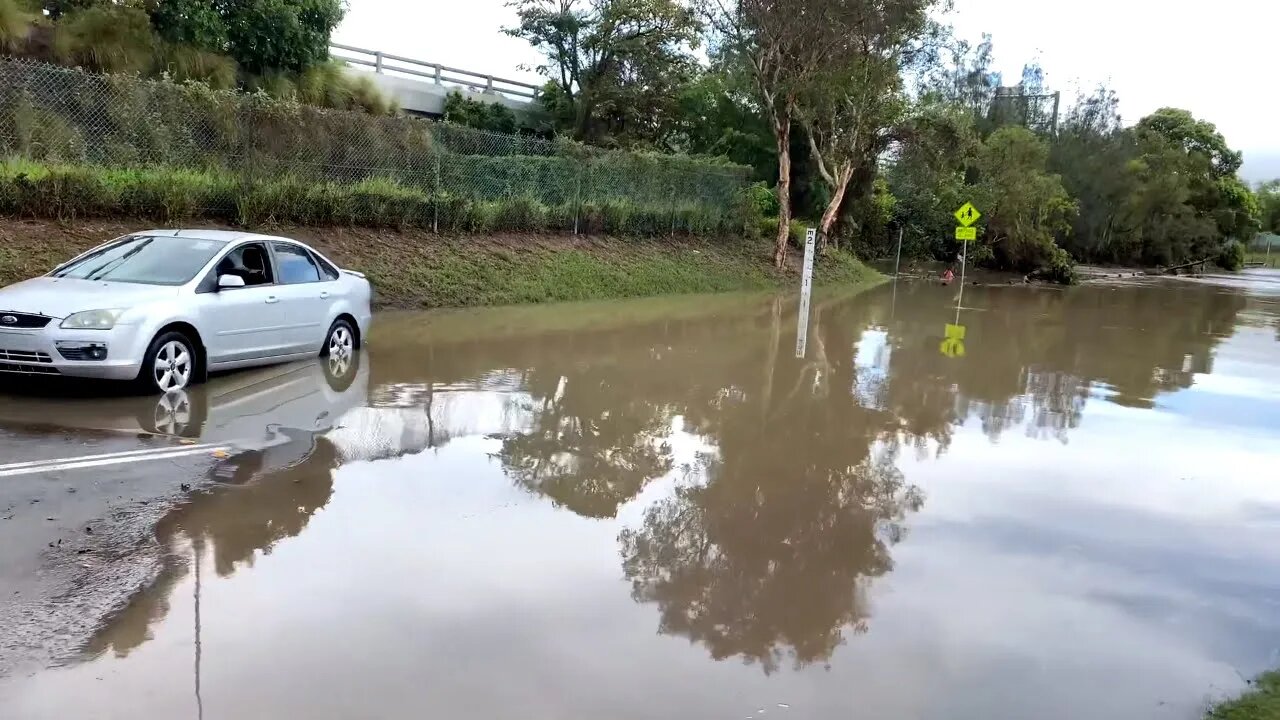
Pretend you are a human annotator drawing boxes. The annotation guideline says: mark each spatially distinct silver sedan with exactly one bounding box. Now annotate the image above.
[0,229,372,394]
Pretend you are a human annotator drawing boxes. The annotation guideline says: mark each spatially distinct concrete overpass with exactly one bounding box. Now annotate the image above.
[329,43,540,119]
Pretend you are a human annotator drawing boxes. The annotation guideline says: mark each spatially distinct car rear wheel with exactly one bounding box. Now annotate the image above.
[138,331,196,395]
[321,318,356,379]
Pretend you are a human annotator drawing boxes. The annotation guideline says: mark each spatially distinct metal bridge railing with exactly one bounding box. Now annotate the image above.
[329,43,541,102]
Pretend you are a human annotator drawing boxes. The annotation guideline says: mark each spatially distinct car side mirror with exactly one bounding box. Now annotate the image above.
[217,274,245,290]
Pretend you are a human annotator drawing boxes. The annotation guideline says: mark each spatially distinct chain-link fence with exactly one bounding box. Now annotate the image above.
[0,58,752,236]
[989,87,1060,136]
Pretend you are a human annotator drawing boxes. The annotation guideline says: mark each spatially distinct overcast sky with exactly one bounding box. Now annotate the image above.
[335,0,1279,182]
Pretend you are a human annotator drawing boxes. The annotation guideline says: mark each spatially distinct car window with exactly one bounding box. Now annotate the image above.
[53,235,225,286]
[310,251,340,281]
[272,242,322,284]
[215,243,275,287]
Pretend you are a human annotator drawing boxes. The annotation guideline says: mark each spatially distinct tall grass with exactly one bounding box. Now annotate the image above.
[0,159,754,237]
[0,0,36,53]
[54,4,155,74]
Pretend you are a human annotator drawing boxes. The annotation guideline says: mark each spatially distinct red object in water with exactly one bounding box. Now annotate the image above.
[942,269,955,284]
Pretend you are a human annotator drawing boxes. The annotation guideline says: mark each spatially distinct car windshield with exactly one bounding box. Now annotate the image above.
[52,235,226,286]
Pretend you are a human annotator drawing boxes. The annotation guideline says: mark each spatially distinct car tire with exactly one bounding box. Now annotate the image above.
[322,341,360,392]
[320,317,356,373]
[137,331,198,395]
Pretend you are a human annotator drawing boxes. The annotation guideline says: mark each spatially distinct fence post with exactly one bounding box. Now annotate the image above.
[433,151,440,234]
[669,178,677,237]
[433,65,442,85]
[573,163,582,235]
[374,51,384,74]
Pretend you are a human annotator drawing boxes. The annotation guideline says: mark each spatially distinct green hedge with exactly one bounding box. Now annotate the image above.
[0,159,752,236]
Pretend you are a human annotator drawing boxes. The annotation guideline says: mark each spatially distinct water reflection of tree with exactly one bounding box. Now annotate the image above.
[884,281,1247,442]
[84,432,340,659]
[612,301,926,673]
[620,445,920,673]
[499,369,675,518]
[489,306,773,518]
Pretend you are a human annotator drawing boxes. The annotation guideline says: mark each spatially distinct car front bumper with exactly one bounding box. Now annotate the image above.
[0,323,150,381]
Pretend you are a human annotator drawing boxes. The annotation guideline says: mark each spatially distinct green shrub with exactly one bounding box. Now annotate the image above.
[347,176,427,227]
[295,61,396,116]
[743,181,778,218]
[0,159,113,219]
[1217,239,1245,271]
[494,195,547,231]
[544,201,575,232]
[444,91,519,133]
[759,217,810,247]
[1,94,86,162]
[155,43,237,89]
[1039,244,1077,285]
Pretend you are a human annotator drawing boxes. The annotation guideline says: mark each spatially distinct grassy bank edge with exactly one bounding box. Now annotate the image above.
[0,219,882,310]
[1205,672,1280,719]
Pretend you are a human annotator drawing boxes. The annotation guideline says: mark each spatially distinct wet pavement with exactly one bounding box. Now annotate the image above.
[1,272,1279,719]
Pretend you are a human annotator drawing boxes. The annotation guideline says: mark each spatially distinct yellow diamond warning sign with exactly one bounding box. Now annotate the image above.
[954,202,981,227]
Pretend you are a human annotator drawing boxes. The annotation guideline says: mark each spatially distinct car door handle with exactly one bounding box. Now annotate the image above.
[265,296,279,304]
[319,291,330,299]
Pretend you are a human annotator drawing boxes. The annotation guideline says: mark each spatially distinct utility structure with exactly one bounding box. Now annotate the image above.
[990,86,1061,136]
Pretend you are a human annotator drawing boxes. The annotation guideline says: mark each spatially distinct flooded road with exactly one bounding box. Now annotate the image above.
[2,272,1279,719]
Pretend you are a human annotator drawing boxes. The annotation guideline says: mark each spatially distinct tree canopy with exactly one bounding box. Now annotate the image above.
[505,0,700,148]
[505,1,1263,276]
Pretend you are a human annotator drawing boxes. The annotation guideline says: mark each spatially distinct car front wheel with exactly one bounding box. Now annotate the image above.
[139,332,196,394]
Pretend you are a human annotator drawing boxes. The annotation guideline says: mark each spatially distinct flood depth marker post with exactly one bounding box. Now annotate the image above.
[893,226,904,277]
[795,228,817,358]
[953,202,981,306]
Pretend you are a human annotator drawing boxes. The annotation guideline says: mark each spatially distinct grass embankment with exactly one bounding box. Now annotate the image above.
[1244,251,1277,269]
[0,220,880,309]
[1205,671,1280,719]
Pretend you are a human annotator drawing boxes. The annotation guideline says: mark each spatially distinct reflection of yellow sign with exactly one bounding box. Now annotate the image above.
[954,202,981,227]
[940,323,966,358]
[955,226,977,241]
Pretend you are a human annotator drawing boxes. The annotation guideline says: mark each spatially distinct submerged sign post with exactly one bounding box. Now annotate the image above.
[795,228,817,358]
[953,201,981,290]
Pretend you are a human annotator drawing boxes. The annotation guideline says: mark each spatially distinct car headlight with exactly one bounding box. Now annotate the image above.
[60,309,125,330]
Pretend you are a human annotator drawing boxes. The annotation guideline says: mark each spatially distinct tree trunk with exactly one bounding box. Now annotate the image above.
[817,166,854,248]
[773,115,792,269]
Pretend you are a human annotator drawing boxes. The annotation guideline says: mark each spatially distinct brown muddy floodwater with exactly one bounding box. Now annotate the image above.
[3,271,1280,719]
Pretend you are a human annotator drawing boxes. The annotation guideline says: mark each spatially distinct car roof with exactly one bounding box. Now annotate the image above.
[134,229,304,244]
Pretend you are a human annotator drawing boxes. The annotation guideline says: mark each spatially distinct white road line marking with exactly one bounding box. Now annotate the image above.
[0,445,230,478]
[0,443,225,472]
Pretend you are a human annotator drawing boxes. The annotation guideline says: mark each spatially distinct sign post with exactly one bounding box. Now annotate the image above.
[953,201,982,299]
[893,226,904,277]
[795,228,816,358]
